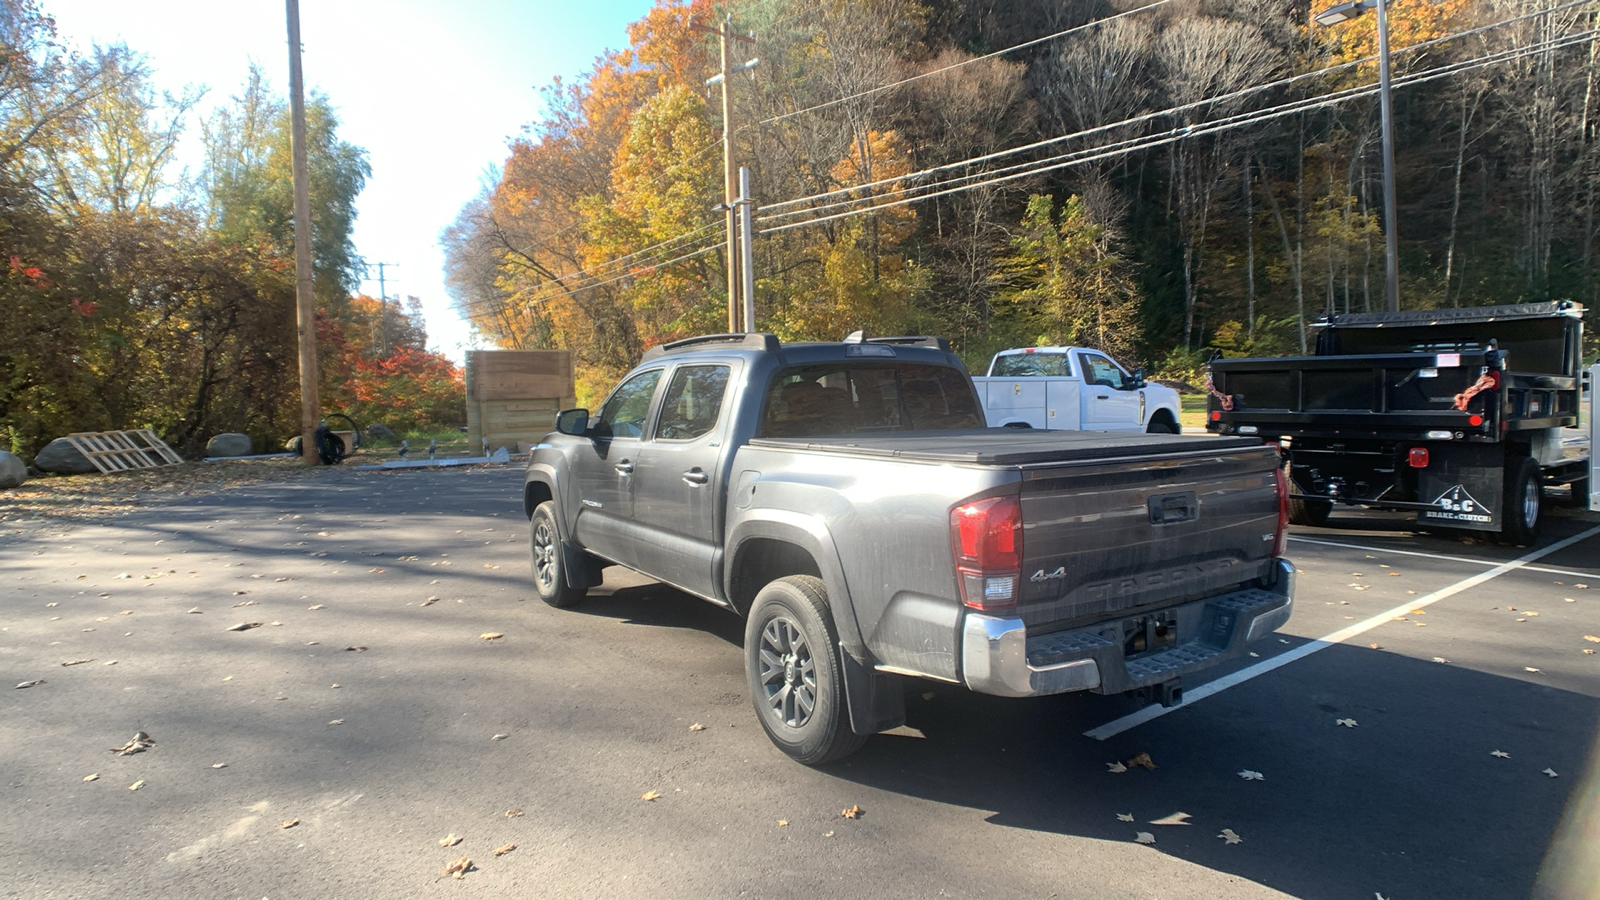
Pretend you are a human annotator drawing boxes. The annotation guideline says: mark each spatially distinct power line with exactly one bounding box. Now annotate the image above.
[754,27,1599,236]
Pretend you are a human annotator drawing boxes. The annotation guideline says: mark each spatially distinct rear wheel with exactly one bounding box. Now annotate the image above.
[744,575,867,765]
[530,501,586,608]
[1496,456,1542,547]
[1284,463,1332,527]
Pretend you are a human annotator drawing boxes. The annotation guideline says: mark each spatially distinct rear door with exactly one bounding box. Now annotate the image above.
[629,362,736,597]
[1077,350,1142,430]
[569,367,663,565]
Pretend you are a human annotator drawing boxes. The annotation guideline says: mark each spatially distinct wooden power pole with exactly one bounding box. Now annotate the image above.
[287,0,320,464]
[693,15,756,333]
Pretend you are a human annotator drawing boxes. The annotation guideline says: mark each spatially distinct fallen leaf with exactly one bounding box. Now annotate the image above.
[421,597,438,606]
[370,568,385,574]
[493,843,516,856]
[128,780,144,791]
[1218,828,1244,845]
[225,622,262,632]
[479,632,504,641]
[1134,832,1156,845]
[1433,657,1450,664]
[118,610,133,616]
[109,732,154,755]
[491,733,509,741]
[1127,752,1157,770]
[1369,643,1382,650]
[438,833,462,847]
[823,831,835,838]
[1584,635,1600,643]
[1238,770,1265,781]
[1491,750,1511,759]
[15,679,44,689]
[327,719,344,726]
[504,808,524,818]
[1544,768,1559,778]
[1585,649,1596,655]
[1388,572,1400,577]
[777,819,788,827]
[1336,718,1359,728]
[307,604,325,610]
[688,723,706,732]
[841,804,864,819]
[344,646,367,652]
[60,659,93,667]
[1149,811,1192,826]
[641,790,661,802]
[1106,761,1129,774]
[231,599,255,606]
[83,773,99,782]
[1116,813,1135,822]
[439,856,473,880]
[1527,611,1540,617]
[280,819,299,829]
[186,608,201,614]
[211,763,227,769]
[1525,667,1542,673]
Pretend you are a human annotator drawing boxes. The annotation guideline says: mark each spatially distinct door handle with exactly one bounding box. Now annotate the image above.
[1095,395,1111,400]
[614,460,634,475]
[682,469,709,485]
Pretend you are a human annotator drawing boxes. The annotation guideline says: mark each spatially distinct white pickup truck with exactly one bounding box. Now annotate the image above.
[975,346,1182,433]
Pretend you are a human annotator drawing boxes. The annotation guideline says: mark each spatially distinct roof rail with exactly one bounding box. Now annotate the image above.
[641,332,781,361]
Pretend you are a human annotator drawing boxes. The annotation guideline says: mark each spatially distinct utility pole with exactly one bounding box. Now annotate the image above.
[373,261,399,357]
[693,15,756,332]
[286,0,319,465]
[737,167,756,333]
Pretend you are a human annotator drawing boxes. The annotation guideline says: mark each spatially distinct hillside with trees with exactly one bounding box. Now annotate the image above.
[446,0,1599,401]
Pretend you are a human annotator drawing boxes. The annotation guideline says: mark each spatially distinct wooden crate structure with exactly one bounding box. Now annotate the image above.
[465,350,576,453]
[65,429,184,473]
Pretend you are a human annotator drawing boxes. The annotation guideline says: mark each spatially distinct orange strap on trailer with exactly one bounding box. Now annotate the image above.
[1453,372,1497,411]
[1204,369,1234,411]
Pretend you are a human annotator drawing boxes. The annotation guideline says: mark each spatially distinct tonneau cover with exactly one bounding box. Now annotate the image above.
[1314,301,1582,330]
[748,429,1262,466]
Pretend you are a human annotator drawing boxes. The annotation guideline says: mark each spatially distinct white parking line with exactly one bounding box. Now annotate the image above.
[1290,535,1600,580]
[1084,523,1600,741]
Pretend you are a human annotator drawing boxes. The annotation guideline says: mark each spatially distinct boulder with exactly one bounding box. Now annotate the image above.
[0,450,27,488]
[365,423,397,442]
[205,433,253,458]
[285,435,303,454]
[33,438,97,475]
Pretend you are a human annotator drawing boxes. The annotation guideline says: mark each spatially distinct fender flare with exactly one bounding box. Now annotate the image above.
[725,510,866,658]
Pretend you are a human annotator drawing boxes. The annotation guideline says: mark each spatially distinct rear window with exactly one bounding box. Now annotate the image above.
[990,352,1071,377]
[758,363,984,437]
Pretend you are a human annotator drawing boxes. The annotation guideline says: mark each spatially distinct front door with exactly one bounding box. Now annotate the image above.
[630,363,735,598]
[568,368,663,565]
[1077,351,1142,431]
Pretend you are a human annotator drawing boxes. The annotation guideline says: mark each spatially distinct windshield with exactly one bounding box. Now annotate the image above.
[758,362,984,437]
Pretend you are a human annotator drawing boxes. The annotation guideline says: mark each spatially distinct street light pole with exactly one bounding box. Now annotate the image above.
[1315,0,1400,312]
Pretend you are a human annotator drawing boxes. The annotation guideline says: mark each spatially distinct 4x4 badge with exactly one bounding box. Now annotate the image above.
[1030,566,1066,582]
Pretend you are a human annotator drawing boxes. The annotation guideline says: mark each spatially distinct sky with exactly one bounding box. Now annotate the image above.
[46,0,659,363]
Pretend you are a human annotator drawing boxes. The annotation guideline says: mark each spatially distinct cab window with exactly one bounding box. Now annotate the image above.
[759,363,983,437]
[594,369,663,439]
[655,365,731,441]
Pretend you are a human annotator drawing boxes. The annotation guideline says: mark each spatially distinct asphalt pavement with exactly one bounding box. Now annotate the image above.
[2,463,1598,899]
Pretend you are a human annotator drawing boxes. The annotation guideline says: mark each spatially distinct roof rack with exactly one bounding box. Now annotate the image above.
[642,332,781,361]
[865,335,952,352]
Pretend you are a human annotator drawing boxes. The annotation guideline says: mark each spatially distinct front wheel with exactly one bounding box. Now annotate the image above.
[1145,418,1179,435]
[744,576,867,765]
[1496,456,1542,547]
[530,501,586,608]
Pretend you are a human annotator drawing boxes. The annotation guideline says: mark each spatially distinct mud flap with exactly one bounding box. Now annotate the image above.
[840,645,906,736]
[1416,443,1503,532]
[562,541,596,590]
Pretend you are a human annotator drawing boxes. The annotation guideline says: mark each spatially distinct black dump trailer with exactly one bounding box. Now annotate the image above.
[1205,302,1588,545]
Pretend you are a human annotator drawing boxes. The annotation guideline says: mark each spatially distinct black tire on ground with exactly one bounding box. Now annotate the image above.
[1145,417,1179,434]
[1496,455,1542,547]
[530,500,586,608]
[744,575,868,766]
[1284,463,1332,527]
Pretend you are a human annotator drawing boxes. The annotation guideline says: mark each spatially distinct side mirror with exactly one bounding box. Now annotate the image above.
[554,408,590,436]
[1125,368,1147,390]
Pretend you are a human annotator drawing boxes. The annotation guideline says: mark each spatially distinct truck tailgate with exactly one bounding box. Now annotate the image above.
[1014,442,1281,631]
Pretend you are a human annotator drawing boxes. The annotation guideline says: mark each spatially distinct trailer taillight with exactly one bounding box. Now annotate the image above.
[951,496,1022,612]
[1209,410,1222,422]
[1469,414,1483,427]
[1409,447,1429,468]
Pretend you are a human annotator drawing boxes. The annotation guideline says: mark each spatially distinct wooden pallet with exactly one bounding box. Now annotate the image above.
[65,429,184,474]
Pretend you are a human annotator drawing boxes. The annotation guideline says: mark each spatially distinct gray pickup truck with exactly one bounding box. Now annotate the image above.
[523,333,1294,764]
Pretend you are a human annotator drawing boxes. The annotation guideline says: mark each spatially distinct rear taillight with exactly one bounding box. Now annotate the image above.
[1409,447,1429,468]
[1273,465,1289,557]
[950,495,1022,612]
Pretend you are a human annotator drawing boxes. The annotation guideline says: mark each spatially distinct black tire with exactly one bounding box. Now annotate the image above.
[1145,417,1179,435]
[530,501,586,608]
[744,575,868,765]
[1284,463,1332,527]
[1496,456,1542,547]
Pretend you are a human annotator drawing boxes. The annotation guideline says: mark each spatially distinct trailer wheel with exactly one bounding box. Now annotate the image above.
[1497,456,1542,547]
[1284,463,1332,527]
